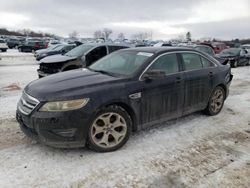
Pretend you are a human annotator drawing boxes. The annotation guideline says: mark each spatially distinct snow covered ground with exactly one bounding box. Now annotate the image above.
[0,50,250,188]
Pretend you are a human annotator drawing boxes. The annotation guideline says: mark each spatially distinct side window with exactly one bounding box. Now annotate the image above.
[201,57,215,68]
[86,46,107,65]
[148,53,179,75]
[181,53,202,71]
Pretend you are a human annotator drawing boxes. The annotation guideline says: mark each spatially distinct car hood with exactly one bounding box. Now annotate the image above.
[36,49,49,54]
[25,69,124,101]
[39,54,77,64]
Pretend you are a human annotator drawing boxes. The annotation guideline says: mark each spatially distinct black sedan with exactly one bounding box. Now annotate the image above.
[35,44,76,61]
[216,48,250,67]
[16,47,233,152]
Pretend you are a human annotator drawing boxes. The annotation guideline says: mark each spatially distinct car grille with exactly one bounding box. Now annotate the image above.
[18,92,39,115]
[39,63,63,74]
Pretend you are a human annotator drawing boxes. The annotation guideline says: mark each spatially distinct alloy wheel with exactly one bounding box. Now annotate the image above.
[210,89,224,113]
[90,112,127,149]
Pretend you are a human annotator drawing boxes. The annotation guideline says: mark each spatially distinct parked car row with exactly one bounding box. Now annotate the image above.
[16,47,233,152]
[37,43,130,78]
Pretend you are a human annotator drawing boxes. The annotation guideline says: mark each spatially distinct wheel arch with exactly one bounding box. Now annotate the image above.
[104,102,138,132]
[216,83,227,99]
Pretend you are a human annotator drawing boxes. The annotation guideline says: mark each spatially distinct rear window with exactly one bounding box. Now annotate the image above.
[108,46,128,53]
[181,53,203,71]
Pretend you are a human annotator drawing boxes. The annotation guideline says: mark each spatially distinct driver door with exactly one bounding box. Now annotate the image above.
[140,53,185,127]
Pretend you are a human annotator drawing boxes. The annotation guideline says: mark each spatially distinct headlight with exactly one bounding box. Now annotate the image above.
[39,98,89,112]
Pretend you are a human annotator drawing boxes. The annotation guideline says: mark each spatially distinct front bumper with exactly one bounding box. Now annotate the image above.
[16,107,94,148]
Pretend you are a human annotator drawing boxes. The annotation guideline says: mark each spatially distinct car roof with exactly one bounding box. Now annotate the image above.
[121,47,197,54]
[82,42,131,48]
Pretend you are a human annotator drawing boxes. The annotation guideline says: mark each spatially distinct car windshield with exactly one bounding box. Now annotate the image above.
[50,44,63,50]
[89,51,152,77]
[65,44,93,57]
[220,48,240,56]
[52,45,65,51]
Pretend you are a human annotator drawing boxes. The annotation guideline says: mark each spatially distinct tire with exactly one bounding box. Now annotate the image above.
[231,60,238,68]
[245,59,250,66]
[18,48,22,52]
[204,86,225,116]
[87,105,132,152]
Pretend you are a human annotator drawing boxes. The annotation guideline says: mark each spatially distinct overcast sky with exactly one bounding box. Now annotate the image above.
[0,0,249,40]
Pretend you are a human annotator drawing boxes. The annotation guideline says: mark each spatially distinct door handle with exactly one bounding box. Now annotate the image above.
[176,77,182,83]
[209,72,213,77]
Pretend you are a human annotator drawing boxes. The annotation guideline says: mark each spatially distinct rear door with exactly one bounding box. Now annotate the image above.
[180,52,216,114]
[140,53,185,126]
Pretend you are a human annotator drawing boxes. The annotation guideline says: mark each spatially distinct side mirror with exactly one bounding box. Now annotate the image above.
[142,70,166,80]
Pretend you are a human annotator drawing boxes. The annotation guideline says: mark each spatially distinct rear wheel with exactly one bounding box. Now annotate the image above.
[204,86,225,116]
[87,105,132,152]
[246,59,250,66]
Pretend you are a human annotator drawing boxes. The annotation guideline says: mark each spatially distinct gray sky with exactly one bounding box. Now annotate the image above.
[0,0,249,40]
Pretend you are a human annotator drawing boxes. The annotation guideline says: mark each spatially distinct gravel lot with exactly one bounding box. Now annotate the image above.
[0,50,250,188]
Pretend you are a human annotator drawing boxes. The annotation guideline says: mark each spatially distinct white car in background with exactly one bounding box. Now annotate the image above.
[242,44,250,52]
[48,40,62,47]
[0,39,8,52]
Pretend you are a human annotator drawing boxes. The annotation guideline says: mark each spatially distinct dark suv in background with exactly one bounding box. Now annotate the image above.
[18,41,47,52]
[6,38,21,48]
[37,43,130,78]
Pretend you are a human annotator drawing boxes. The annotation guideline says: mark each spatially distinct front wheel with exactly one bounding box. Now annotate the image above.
[204,86,225,116]
[87,105,132,152]
[231,60,238,68]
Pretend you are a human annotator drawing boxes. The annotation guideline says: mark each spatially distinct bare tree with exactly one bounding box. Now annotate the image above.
[93,30,103,39]
[117,33,125,41]
[69,30,79,39]
[132,32,150,41]
[103,28,113,40]
[186,31,191,42]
